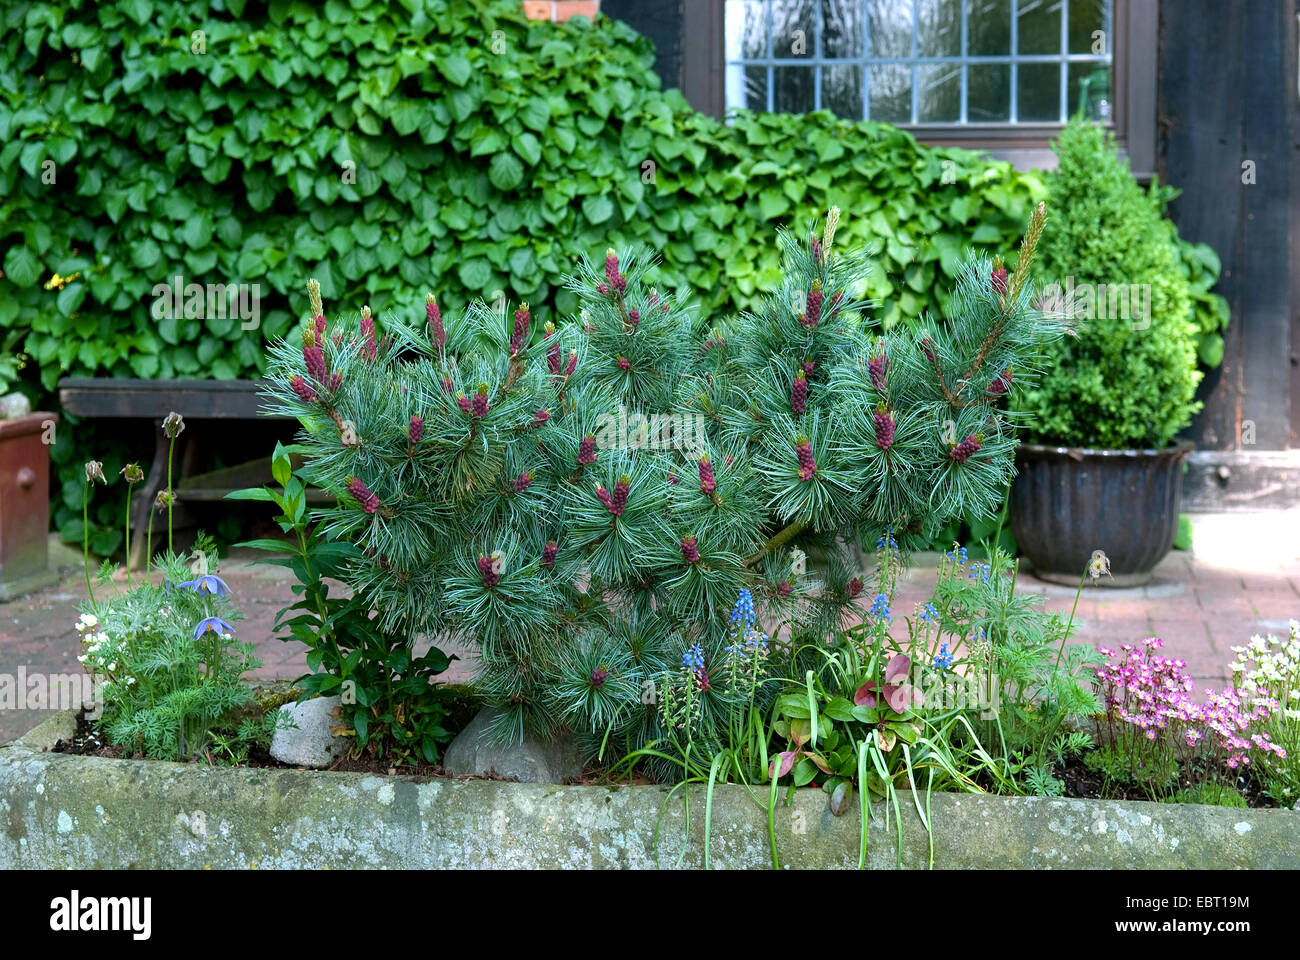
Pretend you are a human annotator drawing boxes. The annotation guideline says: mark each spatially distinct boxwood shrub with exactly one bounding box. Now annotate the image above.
[1023,120,1202,450]
[1,0,1047,551]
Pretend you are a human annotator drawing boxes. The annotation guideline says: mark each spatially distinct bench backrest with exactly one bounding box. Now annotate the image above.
[58,378,292,420]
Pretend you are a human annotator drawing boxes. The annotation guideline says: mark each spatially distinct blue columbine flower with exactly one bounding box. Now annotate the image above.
[176,574,233,598]
[966,562,991,583]
[682,644,705,672]
[869,593,891,621]
[193,616,236,640]
[918,602,938,623]
[729,589,756,630]
[933,642,954,670]
[945,545,969,566]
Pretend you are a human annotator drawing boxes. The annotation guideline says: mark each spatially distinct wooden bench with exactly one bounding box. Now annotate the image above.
[57,378,328,564]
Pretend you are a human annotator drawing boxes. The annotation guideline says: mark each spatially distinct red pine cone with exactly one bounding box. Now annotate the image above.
[803,280,823,328]
[347,477,379,514]
[991,264,1009,296]
[609,475,630,516]
[477,555,500,589]
[778,579,793,599]
[617,356,630,371]
[457,394,472,414]
[949,433,984,464]
[547,340,561,375]
[867,350,890,392]
[531,408,551,428]
[541,540,558,569]
[796,437,817,481]
[802,360,815,376]
[628,309,640,329]
[426,294,445,348]
[792,369,808,415]
[290,375,316,403]
[987,367,1014,397]
[846,577,863,600]
[471,386,490,419]
[408,415,423,443]
[681,536,700,564]
[510,304,530,354]
[303,345,327,383]
[513,471,533,493]
[874,407,895,451]
[564,351,577,377]
[578,435,597,465]
[698,455,716,495]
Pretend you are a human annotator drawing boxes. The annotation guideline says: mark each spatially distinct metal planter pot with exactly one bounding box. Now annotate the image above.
[1009,439,1195,587]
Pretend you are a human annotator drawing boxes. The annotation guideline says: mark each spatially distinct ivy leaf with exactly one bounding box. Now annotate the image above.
[513,132,541,166]
[3,245,41,287]
[438,52,472,86]
[519,97,550,132]
[582,194,614,225]
[458,258,491,290]
[488,152,524,192]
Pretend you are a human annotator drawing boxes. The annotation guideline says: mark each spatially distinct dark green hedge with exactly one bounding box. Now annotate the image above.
[0,0,1046,551]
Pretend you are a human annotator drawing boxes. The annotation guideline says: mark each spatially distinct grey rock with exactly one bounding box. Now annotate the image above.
[269,696,350,768]
[442,707,585,783]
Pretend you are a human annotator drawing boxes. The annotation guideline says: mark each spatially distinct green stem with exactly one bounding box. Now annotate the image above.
[743,520,805,568]
[145,504,155,581]
[166,436,176,554]
[82,481,94,604]
[124,483,134,590]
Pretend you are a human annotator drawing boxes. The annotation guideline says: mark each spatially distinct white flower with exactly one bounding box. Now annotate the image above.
[76,655,87,663]
[80,614,98,627]
[95,631,108,645]
[106,662,116,672]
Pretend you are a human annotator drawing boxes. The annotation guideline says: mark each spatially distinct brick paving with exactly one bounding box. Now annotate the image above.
[3,512,1299,744]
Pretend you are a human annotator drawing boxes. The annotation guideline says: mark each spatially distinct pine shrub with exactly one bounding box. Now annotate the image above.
[265,207,1066,750]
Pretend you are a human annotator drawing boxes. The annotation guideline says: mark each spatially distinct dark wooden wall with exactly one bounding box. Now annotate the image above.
[1158,0,1298,450]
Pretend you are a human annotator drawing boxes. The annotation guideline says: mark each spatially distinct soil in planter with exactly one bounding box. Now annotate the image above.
[49,708,653,784]
[1053,754,1275,808]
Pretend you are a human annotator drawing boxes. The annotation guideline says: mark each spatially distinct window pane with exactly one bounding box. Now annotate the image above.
[1017,0,1063,56]
[1069,62,1113,121]
[740,65,769,110]
[967,0,1010,56]
[870,0,913,58]
[968,63,1010,121]
[772,0,816,58]
[1017,62,1060,121]
[725,0,768,60]
[774,66,817,112]
[822,0,865,58]
[917,63,961,121]
[870,63,912,122]
[1068,0,1109,54]
[822,63,863,118]
[917,0,962,57]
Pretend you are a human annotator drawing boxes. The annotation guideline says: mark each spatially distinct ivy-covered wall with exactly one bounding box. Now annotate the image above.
[0,0,1045,552]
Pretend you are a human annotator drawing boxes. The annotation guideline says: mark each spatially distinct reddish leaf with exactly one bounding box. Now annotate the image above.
[790,717,811,747]
[807,751,833,774]
[829,780,853,817]
[853,681,879,707]
[770,750,797,779]
[884,653,911,684]
[885,682,922,714]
